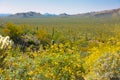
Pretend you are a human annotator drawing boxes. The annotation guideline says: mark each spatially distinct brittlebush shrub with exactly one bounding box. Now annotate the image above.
[36,43,85,80]
[0,53,36,80]
[93,53,120,80]
[36,29,51,45]
[86,53,120,80]
[3,23,24,43]
[41,54,85,80]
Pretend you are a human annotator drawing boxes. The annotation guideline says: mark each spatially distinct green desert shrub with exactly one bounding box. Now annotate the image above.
[36,51,85,80]
[3,23,24,43]
[36,29,51,45]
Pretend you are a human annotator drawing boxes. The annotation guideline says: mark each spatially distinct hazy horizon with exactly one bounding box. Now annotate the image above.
[0,0,120,14]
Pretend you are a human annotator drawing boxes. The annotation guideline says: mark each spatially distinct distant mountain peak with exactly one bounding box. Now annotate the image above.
[9,11,41,18]
[59,13,69,16]
[43,13,57,16]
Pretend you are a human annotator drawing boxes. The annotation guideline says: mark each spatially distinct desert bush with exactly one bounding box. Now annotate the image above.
[85,52,120,80]
[0,35,12,68]
[3,23,24,43]
[36,43,85,80]
[3,23,27,51]
[93,53,120,80]
[37,53,85,80]
[3,23,42,52]
[36,29,51,46]
[0,54,35,80]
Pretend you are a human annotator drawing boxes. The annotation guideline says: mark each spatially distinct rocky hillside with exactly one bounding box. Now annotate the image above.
[81,8,120,17]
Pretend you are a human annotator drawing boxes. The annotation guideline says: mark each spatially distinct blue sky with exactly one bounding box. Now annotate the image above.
[0,0,120,14]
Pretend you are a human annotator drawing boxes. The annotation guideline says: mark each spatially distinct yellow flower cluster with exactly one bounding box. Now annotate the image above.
[84,37,120,80]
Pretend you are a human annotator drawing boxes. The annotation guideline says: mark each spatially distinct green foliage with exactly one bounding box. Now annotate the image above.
[37,51,85,80]
[36,29,51,45]
[3,23,24,42]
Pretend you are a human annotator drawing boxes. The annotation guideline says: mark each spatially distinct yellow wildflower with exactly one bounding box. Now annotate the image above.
[28,71,34,76]
[0,68,3,74]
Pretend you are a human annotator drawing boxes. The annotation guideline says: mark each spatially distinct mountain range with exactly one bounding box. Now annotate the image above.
[9,11,41,18]
[82,8,120,17]
[0,8,120,18]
